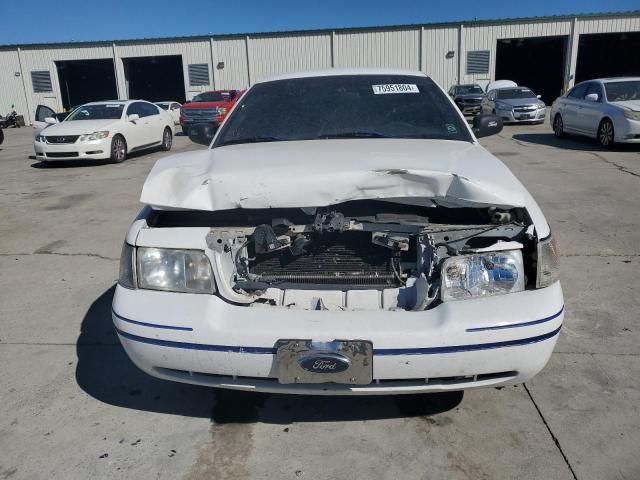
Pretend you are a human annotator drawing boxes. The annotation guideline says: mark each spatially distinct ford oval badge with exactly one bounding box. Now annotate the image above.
[299,353,350,373]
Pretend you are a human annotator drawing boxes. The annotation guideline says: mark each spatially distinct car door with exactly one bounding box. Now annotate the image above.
[123,102,149,149]
[579,82,605,137]
[33,104,56,136]
[140,102,165,144]
[562,83,588,134]
[170,103,181,124]
[481,90,495,114]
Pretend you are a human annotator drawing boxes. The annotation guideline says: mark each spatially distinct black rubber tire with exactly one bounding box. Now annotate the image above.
[597,119,615,149]
[181,125,189,136]
[553,114,565,138]
[110,135,127,163]
[161,127,172,151]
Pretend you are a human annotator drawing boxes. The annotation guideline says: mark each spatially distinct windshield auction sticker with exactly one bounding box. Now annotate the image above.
[372,84,419,94]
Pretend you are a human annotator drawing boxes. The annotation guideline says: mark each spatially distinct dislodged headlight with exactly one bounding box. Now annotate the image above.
[623,110,640,121]
[536,236,560,288]
[137,247,214,294]
[79,131,109,141]
[441,250,525,301]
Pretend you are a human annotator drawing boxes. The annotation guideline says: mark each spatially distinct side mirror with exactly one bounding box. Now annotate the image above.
[127,114,140,121]
[44,117,57,125]
[472,114,503,138]
[537,94,542,99]
[188,123,216,146]
[585,93,599,102]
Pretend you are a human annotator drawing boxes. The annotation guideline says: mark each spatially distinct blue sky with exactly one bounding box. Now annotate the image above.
[0,0,638,45]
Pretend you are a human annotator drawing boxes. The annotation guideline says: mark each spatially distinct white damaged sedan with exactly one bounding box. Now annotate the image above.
[113,69,562,395]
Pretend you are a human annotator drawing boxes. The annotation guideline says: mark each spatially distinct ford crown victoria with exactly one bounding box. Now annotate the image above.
[113,69,562,395]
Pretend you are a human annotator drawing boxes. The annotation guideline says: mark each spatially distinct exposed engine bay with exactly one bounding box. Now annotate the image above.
[151,200,535,311]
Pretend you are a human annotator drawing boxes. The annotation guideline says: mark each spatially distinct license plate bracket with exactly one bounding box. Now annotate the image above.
[275,339,373,385]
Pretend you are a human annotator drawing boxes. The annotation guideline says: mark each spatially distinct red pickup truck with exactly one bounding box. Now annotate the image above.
[180,90,243,135]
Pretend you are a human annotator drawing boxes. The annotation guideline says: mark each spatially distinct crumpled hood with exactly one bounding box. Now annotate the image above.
[43,119,118,135]
[141,139,532,213]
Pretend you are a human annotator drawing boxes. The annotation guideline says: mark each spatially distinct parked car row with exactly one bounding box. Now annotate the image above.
[448,80,546,124]
[448,76,640,148]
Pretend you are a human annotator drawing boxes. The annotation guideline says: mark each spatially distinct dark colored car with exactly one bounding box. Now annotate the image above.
[448,84,484,115]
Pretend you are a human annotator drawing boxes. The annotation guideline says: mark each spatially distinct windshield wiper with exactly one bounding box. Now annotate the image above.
[315,131,392,139]
[220,136,284,146]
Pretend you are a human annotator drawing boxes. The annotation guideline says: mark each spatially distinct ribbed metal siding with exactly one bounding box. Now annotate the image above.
[461,20,573,85]
[334,29,420,69]
[18,43,114,113]
[211,38,249,89]
[0,50,29,118]
[249,33,331,83]
[422,27,459,88]
[116,39,211,97]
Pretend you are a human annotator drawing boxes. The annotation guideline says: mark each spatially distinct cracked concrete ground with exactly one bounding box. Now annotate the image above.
[0,123,639,479]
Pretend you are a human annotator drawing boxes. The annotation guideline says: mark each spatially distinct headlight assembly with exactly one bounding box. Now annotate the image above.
[79,131,109,141]
[36,134,46,143]
[441,250,525,301]
[623,110,640,121]
[118,243,136,289]
[136,247,215,294]
[536,236,560,289]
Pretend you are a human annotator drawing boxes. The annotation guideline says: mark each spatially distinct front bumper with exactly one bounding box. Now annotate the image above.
[498,108,546,124]
[615,118,640,143]
[456,103,482,115]
[112,281,564,395]
[34,138,111,161]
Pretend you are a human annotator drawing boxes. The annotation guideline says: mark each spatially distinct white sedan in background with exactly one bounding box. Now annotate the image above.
[155,101,182,125]
[34,100,175,164]
[550,77,640,148]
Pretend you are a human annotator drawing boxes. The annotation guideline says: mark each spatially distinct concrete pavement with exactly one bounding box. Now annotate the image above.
[0,124,638,479]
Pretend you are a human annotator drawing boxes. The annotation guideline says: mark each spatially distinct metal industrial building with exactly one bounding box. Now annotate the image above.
[1,11,639,124]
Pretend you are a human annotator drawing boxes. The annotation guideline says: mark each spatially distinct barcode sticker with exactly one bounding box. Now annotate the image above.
[372,84,419,94]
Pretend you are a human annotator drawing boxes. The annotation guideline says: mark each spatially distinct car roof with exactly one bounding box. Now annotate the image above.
[592,77,640,83]
[258,68,428,83]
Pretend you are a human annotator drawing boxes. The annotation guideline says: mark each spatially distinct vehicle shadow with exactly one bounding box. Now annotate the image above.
[512,132,640,152]
[30,150,152,169]
[76,287,464,423]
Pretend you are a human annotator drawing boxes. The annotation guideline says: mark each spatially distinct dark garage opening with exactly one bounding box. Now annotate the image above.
[123,55,185,103]
[495,36,568,104]
[575,32,640,83]
[55,59,118,110]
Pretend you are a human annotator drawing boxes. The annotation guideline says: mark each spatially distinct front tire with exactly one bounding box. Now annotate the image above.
[110,135,127,163]
[161,127,172,151]
[598,119,615,149]
[553,114,565,138]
